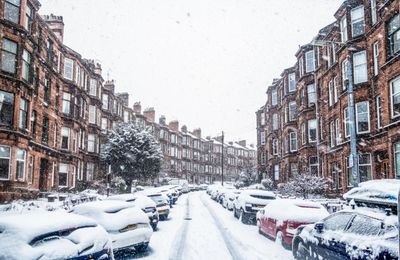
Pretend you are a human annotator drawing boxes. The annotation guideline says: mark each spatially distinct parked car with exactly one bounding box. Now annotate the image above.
[199,184,208,190]
[222,189,242,210]
[140,190,171,220]
[233,189,276,224]
[71,200,153,253]
[343,179,400,215]
[106,193,159,231]
[217,186,236,205]
[210,185,224,200]
[0,211,113,260]
[257,199,329,247]
[292,208,399,260]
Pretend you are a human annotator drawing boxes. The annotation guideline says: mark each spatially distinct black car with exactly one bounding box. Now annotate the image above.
[292,209,398,260]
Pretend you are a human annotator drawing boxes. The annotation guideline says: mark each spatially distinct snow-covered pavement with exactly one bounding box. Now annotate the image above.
[130,191,292,260]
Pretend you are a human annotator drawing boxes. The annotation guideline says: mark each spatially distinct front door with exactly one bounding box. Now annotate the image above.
[39,158,49,192]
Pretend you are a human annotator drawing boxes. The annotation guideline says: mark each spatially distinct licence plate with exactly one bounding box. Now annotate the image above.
[159,210,166,214]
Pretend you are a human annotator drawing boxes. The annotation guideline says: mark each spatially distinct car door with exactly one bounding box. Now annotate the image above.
[312,212,354,260]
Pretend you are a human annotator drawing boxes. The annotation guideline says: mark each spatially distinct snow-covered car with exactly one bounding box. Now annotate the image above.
[71,200,153,253]
[0,211,113,260]
[233,189,276,224]
[343,179,400,214]
[140,191,170,220]
[210,185,224,200]
[217,186,236,205]
[222,189,241,210]
[292,208,399,260]
[258,199,329,247]
[106,193,159,231]
[199,184,208,190]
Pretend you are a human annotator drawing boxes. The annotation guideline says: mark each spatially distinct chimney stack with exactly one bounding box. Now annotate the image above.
[159,115,166,125]
[192,128,202,138]
[143,107,155,122]
[104,80,115,93]
[181,125,188,133]
[133,102,141,114]
[169,120,179,131]
[117,92,129,107]
[238,140,247,147]
[42,14,64,42]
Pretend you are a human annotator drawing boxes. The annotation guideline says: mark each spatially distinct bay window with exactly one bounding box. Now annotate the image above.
[4,0,21,24]
[376,96,382,129]
[102,94,109,110]
[19,98,28,129]
[356,101,370,134]
[0,146,11,179]
[305,50,314,73]
[289,132,297,152]
[88,134,96,153]
[288,101,296,121]
[89,79,97,96]
[62,92,71,114]
[59,163,68,187]
[340,16,348,42]
[63,58,74,80]
[390,76,400,118]
[16,148,26,180]
[271,89,277,106]
[0,90,14,126]
[1,39,17,74]
[61,127,70,150]
[351,6,365,37]
[308,119,317,142]
[89,105,96,124]
[22,49,31,82]
[394,142,400,178]
[309,156,318,175]
[307,84,316,105]
[272,113,278,130]
[353,51,367,84]
[359,153,371,182]
[388,14,400,56]
[288,73,296,92]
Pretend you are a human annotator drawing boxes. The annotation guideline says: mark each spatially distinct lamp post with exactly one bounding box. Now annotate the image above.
[221,131,224,186]
[311,39,359,187]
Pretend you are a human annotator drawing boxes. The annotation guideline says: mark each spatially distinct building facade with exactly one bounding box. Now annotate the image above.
[0,0,255,200]
[256,0,400,194]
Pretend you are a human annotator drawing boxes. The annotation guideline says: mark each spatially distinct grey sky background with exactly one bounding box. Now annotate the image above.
[39,0,343,144]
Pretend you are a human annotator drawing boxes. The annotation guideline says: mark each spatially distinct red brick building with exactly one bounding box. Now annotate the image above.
[256,0,400,194]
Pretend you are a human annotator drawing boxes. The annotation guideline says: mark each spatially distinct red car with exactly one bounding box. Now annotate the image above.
[257,199,329,247]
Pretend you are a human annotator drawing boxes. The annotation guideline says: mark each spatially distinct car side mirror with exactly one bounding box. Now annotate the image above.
[314,222,324,233]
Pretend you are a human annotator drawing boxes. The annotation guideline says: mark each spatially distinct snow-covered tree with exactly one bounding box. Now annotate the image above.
[278,172,329,199]
[101,122,163,189]
[236,158,257,186]
[261,177,274,190]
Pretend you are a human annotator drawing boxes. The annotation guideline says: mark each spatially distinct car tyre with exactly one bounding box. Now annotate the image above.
[257,220,262,234]
[239,209,248,224]
[233,207,238,218]
[275,231,284,247]
[294,241,311,260]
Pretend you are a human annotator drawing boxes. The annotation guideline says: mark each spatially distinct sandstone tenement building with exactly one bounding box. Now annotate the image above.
[256,0,400,194]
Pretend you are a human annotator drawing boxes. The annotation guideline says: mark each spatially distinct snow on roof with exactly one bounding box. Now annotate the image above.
[242,189,275,197]
[263,199,329,223]
[343,179,400,206]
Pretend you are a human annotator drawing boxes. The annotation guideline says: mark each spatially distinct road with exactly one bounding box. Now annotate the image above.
[126,191,293,260]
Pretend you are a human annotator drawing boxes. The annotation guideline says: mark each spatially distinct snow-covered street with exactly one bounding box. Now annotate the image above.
[131,191,292,260]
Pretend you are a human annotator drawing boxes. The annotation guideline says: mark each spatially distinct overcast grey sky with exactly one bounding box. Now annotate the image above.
[39,0,343,144]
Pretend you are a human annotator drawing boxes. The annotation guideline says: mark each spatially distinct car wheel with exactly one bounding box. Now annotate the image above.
[257,220,262,234]
[151,223,158,231]
[275,231,284,247]
[239,209,247,224]
[294,241,311,260]
[233,207,238,218]
[134,242,149,253]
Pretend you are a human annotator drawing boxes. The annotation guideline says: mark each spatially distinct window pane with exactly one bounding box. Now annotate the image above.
[4,2,20,24]
[0,91,14,126]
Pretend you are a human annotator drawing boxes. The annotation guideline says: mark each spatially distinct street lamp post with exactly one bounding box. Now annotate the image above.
[221,131,224,186]
[346,55,360,187]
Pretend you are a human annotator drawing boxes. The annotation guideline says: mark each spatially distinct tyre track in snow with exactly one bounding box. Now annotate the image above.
[199,193,247,260]
[168,193,191,260]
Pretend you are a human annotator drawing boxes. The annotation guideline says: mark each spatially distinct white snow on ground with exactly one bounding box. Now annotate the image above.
[132,191,292,260]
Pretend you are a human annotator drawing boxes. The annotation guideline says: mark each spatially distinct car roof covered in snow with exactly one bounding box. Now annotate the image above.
[72,200,133,213]
[241,189,275,197]
[105,193,156,208]
[343,179,400,206]
[0,211,97,243]
[263,199,329,223]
